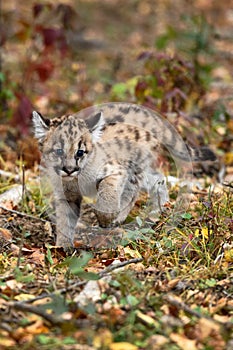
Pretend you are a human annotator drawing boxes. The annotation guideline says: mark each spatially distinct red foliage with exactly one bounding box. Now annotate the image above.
[11,93,32,135]
[33,59,55,82]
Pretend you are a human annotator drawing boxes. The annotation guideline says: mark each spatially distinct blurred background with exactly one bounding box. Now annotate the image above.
[0,0,233,176]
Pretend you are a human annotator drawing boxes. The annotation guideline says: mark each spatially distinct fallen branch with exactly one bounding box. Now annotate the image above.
[163,294,233,329]
[99,257,143,277]
[7,302,64,326]
[0,205,49,223]
[29,257,143,305]
[163,294,204,319]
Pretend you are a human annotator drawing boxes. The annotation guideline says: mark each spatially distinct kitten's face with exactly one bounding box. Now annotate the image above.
[32,111,104,180]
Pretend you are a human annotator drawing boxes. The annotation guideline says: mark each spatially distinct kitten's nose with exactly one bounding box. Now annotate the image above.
[62,166,79,175]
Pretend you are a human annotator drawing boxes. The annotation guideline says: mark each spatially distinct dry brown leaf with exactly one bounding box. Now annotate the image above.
[196,318,220,340]
[5,279,23,290]
[167,278,180,289]
[28,250,45,266]
[147,334,169,350]
[213,314,231,323]
[170,333,197,350]
[0,227,12,241]
[25,319,49,335]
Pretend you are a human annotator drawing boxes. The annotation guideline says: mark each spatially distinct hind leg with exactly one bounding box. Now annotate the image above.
[144,172,169,213]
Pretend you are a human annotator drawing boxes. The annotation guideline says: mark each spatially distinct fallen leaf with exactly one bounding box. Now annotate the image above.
[170,333,197,350]
[0,336,16,347]
[147,334,169,349]
[224,249,233,262]
[74,280,102,304]
[93,329,113,349]
[109,342,138,350]
[196,318,220,340]
[123,246,142,259]
[15,293,35,302]
[136,310,158,327]
[26,319,49,334]
[0,227,12,241]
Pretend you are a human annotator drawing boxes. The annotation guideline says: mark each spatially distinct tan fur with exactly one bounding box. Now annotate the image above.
[32,103,216,248]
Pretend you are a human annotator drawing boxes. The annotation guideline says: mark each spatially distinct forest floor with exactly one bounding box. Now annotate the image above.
[0,0,233,349]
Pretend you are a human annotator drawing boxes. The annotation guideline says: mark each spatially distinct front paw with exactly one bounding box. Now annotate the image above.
[94,211,116,228]
[56,235,74,252]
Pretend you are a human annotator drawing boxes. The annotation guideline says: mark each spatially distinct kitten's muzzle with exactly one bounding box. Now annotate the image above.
[60,166,80,177]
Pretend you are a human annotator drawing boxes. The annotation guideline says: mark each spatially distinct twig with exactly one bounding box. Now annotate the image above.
[163,294,204,319]
[7,302,64,326]
[99,257,143,277]
[0,322,13,333]
[5,258,144,327]
[0,205,49,223]
[163,294,233,329]
[14,258,144,304]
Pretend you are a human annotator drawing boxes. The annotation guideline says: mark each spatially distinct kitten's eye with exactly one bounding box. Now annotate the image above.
[75,149,84,158]
[54,149,64,156]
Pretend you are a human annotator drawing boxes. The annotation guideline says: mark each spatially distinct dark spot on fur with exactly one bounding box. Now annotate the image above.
[135,149,142,163]
[119,106,130,114]
[145,131,151,141]
[108,104,115,109]
[133,106,141,113]
[113,114,124,122]
[115,138,123,148]
[125,139,132,151]
[59,136,65,148]
[141,121,147,128]
[134,129,140,141]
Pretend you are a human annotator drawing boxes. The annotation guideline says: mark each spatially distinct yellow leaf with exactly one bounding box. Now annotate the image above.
[224,249,233,262]
[194,228,199,237]
[93,329,113,349]
[0,337,16,346]
[15,293,35,301]
[136,310,158,327]
[109,343,138,350]
[195,227,213,239]
[202,227,209,239]
[123,246,142,259]
[225,152,233,165]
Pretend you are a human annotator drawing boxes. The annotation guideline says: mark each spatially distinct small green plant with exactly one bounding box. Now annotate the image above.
[0,72,16,118]
[155,14,215,89]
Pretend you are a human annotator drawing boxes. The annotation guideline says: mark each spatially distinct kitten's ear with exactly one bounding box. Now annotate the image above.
[86,112,105,142]
[32,111,50,142]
